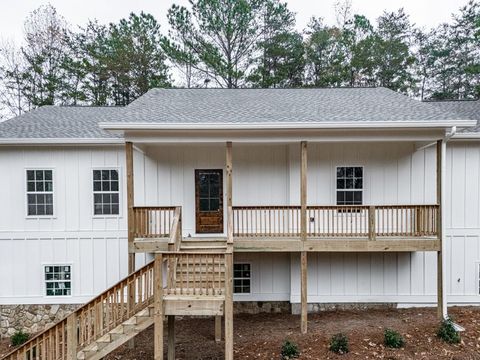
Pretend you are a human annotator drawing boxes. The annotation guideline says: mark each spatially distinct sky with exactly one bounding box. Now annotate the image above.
[0,0,470,44]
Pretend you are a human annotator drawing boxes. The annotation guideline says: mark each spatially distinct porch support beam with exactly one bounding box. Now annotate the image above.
[300,141,308,334]
[225,141,234,360]
[126,142,135,271]
[126,142,136,349]
[168,316,175,360]
[436,140,447,319]
[215,316,222,343]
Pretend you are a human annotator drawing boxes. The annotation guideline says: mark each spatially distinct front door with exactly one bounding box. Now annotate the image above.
[195,169,223,233]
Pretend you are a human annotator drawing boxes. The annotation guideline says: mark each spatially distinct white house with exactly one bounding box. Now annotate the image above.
[0,88,479,360]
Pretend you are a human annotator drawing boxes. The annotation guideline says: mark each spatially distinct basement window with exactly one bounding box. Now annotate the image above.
[234,263,251,294]
[336,166,363,205]
[93,169,120,215]
[26,170,54,216]
[45,265,71,296]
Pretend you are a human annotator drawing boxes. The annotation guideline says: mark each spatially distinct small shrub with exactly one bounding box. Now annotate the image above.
[281,340,300,359]
[329,333,349,354]
[11,330,29,347]
[437,318,461,344]
[384,328,405,348]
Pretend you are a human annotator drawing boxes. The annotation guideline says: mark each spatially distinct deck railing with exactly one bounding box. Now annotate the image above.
[164,252,226,297]
[233,204,439,239]
[133,206,177,238]
[2,261,155,360]
[232,206,301,237]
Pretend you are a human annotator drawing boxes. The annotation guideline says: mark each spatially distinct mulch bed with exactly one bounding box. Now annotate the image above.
[2,306,480,359]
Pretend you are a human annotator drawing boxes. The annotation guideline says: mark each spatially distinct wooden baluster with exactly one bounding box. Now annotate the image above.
[368,206,376,241]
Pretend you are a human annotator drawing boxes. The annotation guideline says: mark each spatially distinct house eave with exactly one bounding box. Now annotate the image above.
[99,120,477,131]
[0,138,125,145]
[451,133,480,140]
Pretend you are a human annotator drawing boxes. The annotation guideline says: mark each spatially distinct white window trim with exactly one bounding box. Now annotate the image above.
[25,167,57,219]
[233,262,252,295]
[335,165,364,206]
[42,263,73,299]
[91,167,123,219]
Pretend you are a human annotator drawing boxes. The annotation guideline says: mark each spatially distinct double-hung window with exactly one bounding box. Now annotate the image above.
[26,169,54,216]
[45,265,71,296]
[336,166,363,205]
[233,263,251,294]
[93,169,120,215]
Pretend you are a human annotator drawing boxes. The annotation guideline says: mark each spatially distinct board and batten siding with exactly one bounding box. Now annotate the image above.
[134,144,290,236]
[1,142,480,305]
[0,146,150,304]
[289,142,480,305]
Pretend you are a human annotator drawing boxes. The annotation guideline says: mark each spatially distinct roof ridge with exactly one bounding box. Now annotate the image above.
[423,99,479,103]
[150,86,382,91]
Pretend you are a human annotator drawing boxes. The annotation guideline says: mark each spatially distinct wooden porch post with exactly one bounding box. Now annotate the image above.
[436,140,446,319]
[225,141,234,360]
[126,142,136,349]
[126,142,135,274]
[215,316,222,342]
[154,254,164,360]
[300,141,308,334]
[168,316,175,360]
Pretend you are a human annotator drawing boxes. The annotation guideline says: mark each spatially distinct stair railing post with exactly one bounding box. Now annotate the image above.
[66,313,77,360]
[154,254,164,360]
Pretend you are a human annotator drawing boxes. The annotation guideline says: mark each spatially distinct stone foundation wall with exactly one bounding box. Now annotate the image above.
[233,301,291,314]
[0,304,79,338]
[291,302,396,314]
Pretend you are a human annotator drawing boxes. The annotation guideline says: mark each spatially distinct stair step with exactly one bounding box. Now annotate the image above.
[122,324,136,334]
[135,307,151,318]
[182,237,227,242]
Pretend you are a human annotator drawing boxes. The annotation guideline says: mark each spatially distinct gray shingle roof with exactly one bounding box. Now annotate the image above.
[117,87,464,124]
[0,106,123,140]
[0,87,476,142]
[425,100,480,133]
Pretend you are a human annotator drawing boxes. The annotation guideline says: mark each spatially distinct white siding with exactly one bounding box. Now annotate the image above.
[291,142,480,305]
[0,146,150,304]
[2,141,480,306]
[233,253,290,302]
[134,144,289,235]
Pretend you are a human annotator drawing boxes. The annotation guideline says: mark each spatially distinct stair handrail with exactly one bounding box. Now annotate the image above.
[168,206,182,252]
[1,260,156,360]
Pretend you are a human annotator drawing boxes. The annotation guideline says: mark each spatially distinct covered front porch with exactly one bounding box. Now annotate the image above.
[128,138,442,253]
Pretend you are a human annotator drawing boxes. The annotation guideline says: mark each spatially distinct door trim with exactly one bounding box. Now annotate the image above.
[195,169,224,234]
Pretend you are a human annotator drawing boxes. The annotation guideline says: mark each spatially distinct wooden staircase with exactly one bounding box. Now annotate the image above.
[1,261,156,360]
[1,207,233,360]
[77,307,153,360]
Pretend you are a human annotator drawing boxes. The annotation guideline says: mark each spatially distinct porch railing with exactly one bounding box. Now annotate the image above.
[164,252,226,297]
[233,204,439,239]
[232,205,301,237]
[133,206,177,238]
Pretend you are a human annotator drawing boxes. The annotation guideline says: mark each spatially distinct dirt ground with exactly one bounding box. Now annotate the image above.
[2,306,480,359]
